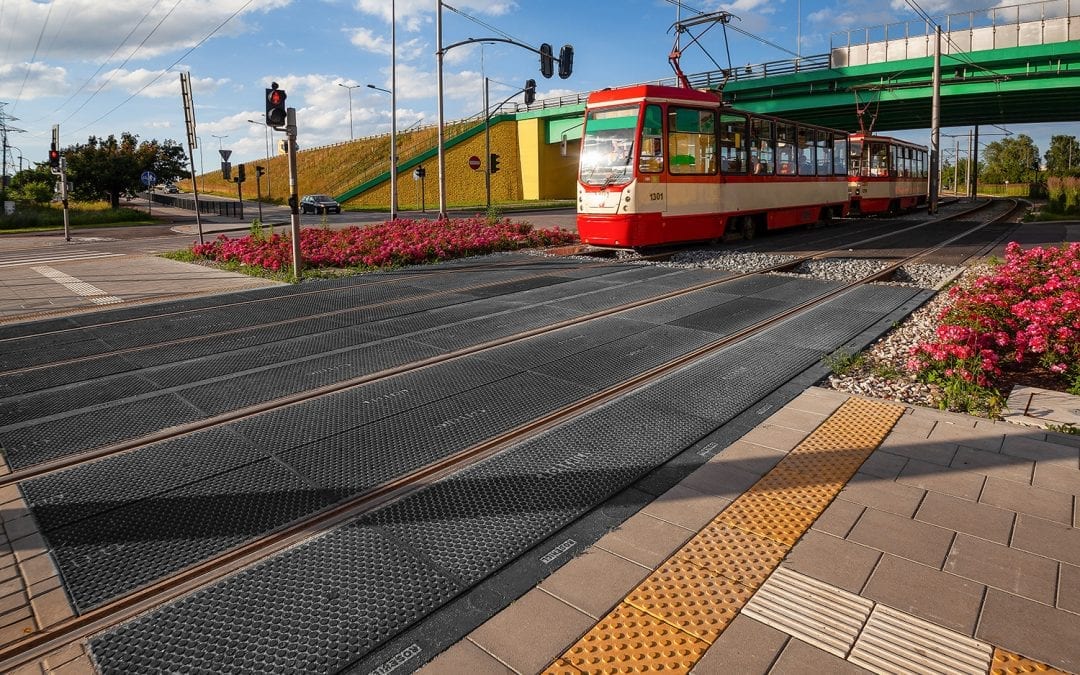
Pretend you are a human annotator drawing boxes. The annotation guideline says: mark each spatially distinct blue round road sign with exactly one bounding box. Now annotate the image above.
[141,170,157,186]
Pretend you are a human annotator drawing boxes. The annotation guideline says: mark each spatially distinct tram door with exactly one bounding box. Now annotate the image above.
[637,104,667,216]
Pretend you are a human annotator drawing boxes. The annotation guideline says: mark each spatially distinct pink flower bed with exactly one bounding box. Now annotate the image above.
[191,217,575,272]
[907,242,1080,397]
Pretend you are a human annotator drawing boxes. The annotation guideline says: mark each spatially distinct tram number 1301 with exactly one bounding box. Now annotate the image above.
[649,192,664,201]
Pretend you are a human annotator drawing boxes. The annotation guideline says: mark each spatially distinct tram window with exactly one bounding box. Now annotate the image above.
[834,136,849,175]
[639,105,664,173]
[750,118,774,174]
[668,107,716,175]
[816,130,831,175]
[719,113,748,173]
[777,123,797,174]
[580,104,639,185]
[889,145,898,177]
[870,142,889,176]
[797,127,816,175]
[848,140,863,176]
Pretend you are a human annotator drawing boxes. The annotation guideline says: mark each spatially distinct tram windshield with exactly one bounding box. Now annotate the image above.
[580,105,639,185]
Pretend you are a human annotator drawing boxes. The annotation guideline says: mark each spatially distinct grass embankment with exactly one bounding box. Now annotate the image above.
[0,203,154,233]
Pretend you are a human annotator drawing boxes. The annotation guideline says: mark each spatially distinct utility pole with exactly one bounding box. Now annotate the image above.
[285,108,302,280]
[929,25,941,214]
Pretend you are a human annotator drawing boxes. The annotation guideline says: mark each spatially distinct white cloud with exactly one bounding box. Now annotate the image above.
[0,0,289,62]
[353,0,517,33]
[97,68,229,99]
[0,62,68,100]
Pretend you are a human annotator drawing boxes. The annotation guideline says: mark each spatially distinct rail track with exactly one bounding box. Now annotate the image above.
[0,198,1023,672]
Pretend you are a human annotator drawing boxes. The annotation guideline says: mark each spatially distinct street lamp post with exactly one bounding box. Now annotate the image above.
[247,119,272,200]
[338,82,361,140]
[211,134,228,151]
[367,83,398,219]
[195,137,205,177]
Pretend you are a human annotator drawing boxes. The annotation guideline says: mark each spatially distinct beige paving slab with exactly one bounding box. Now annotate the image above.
[977,588,1080,673]
[979,476,1074,525]
[1010,514,1080,566]
[468,589,595,675]
[810,498,865,538]
[847,508,955,568]
[877,435,959,466]
[1004,385,1080,429]
[1059,563,1080,614]
[593,512,696,568]
[738,423,809,453]
[837,473,926,518]
[538,548,651,620]
[691,615,788,675]
[1032,459,1080,496]
[928,418,1003,451]
[897,456,986,501]
[1001,434,1079,462]
[780,530,881,594]
[418,639,514,674]
[640,483,733,532]
[944,534,1058,605]
[862,554,986,636]
[914,490,1015,545]
[951,447,1034,484]
[769,637,872,675]
[855,450,908,480]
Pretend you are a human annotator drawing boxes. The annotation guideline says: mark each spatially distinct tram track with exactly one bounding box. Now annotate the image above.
[0,199,1008,485]
[0,198,1020,672]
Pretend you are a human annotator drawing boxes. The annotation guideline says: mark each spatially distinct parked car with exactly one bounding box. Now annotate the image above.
[164,184,179,194]
[300,194,341,214]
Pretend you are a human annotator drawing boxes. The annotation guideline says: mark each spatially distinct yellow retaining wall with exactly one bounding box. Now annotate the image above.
[517,118,580,201]
[348,121,524,210]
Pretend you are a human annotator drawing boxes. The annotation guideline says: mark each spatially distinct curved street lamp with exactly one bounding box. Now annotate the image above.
[338,82,362,140]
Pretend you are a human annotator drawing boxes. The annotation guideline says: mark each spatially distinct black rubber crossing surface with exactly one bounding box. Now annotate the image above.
[0,253,923,671]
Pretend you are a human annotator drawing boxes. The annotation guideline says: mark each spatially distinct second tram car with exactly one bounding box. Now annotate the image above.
[847,133,929,215]
[576,84,851,248]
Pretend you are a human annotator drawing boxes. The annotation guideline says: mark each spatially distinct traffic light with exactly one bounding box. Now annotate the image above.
[489,153,500,174]
[413,166,426,179]
[221,161,231,180]
[539,43,554,79]
[558,44,574,79]
[48,145,60,170]
[236,164,246,183]
[256,165,265,177]
[524,79,536,105]
[265,83,287,127]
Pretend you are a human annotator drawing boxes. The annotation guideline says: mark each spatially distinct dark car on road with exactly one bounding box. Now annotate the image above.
[300,194,341,214]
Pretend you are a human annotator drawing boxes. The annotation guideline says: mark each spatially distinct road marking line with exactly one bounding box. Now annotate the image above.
[0,251,122,268]
[32,266,124,305]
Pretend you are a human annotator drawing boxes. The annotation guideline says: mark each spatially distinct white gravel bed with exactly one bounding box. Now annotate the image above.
[664,250,801,272]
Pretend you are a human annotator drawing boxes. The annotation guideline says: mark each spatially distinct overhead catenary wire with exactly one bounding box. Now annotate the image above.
[11,0,55,112]
[70,0,256,134]
[63,0,185,125]
[38,0,166,123]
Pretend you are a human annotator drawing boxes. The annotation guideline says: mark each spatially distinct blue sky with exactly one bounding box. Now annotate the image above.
[1,0,1077,175]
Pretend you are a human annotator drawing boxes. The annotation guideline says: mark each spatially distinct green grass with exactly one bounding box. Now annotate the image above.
[0,203,154,233]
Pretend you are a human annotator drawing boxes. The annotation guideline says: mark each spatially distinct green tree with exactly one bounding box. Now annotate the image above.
[62,133,189,208]
[9,163,57,204]
[982,134,1039,184]
[1044,134,1080,176]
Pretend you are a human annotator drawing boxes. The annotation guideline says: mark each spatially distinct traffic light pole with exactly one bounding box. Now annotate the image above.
[285,108,302,281]
[59,158,70,243]
[484,79,527,210]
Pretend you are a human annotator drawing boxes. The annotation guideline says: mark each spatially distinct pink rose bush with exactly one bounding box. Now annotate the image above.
[191,217,575,273]
[907,242,1080,410]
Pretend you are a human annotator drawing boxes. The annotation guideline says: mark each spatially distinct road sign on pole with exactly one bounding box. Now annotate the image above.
[468,155,481,170]
[141,171,157,186]
[219,149,232,162]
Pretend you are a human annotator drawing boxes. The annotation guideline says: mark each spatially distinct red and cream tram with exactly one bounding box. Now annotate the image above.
[847,133,929,215]
[576,84,851,248]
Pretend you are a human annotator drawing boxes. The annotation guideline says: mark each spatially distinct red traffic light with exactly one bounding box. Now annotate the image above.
[48,148,60,169]
[265,84,288,127]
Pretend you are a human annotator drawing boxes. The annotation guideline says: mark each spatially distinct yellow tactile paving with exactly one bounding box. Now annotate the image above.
[717,490,820,546]
[626,559,754,644]
[991,648,1069,674]
[557,602,710,674]
[673,521,787,588]
[544,397,906,674]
